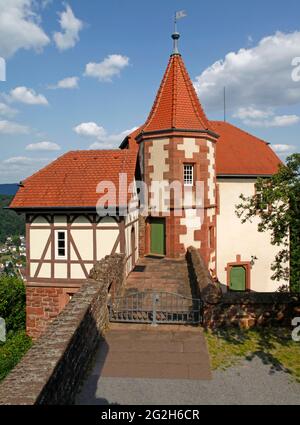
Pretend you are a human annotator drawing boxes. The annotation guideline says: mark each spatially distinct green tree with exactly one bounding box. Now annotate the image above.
[0,195,25,244]
[0,275,26,333]
[236,154,300,292]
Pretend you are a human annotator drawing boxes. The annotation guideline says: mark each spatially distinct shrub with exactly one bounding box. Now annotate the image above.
[0,275,26,333]
[0,331,32,382]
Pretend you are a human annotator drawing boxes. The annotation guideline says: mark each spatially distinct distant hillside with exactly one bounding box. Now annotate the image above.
[0,195,25,243]
[0,184,19,196]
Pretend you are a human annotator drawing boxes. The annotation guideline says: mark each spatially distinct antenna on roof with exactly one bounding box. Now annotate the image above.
[172,10,187,54]
[223,87,227,122]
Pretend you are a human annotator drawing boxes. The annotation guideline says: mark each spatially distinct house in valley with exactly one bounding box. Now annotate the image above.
[9,30,284,338]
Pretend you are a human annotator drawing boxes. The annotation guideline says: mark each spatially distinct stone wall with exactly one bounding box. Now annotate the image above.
[0,254,125,405]
[186,246,222,304]
[26,286,79,339]
[204,292,300,329]
[187,246,300,329]
[26,254,125,340]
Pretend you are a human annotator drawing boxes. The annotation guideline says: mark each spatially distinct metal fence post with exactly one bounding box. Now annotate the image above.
[152,292,158,326]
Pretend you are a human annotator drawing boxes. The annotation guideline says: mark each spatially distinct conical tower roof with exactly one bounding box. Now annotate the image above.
[141,53,216,135]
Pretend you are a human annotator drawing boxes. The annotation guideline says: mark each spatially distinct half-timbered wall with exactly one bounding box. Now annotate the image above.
[25,210,139,338]
[27,212,138,287]
[125,210,139,275]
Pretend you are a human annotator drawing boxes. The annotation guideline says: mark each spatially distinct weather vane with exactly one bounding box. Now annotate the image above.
[172,10,187,54]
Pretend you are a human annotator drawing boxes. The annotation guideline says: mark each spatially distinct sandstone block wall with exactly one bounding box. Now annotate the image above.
[0,254,125,405]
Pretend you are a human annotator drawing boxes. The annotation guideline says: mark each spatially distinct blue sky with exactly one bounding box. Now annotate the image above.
[0,0,299,183]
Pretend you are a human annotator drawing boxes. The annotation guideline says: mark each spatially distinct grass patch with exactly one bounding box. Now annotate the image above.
[0,330,32,382]
[205,327,300,382]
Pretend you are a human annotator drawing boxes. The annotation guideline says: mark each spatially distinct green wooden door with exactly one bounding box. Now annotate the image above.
[230,266,246,291]
[150,219,165,256]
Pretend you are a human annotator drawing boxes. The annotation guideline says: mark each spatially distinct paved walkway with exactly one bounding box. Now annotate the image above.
[77,354,300,405]
[78,324,211,383]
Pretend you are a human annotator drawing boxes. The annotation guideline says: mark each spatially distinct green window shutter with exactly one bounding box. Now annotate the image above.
[230,266,246,291]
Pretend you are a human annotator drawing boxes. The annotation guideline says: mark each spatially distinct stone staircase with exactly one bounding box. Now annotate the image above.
[124,256,193,298]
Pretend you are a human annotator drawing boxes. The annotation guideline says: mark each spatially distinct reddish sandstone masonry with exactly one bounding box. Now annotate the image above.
[26,286,79,339]
[141,135,217,267]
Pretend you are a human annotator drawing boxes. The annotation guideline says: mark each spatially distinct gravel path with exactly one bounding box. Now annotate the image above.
[77,356,300,405]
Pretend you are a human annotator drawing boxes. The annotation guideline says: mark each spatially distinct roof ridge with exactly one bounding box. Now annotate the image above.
[172,55,177,128]
[177,56,211,131]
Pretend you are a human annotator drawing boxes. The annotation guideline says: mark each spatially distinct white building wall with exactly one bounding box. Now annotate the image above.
[217,179,285,292]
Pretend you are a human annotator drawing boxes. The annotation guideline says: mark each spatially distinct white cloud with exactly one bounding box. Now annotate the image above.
[84,54,130,82]
[3,156,45,165]
[233,107,300,127]
[48,76,79,89]
[233,107,272,120]
[271,144,296,153]
[194,31,300,112]
[0,156,53,183]
[73,122,137,148]
[0,120,29,134]
[9,86,48,105]
[74,122,106,139]
[25,141,61,151]
[0,0,50,58]
[0,102,18,118]
[53,4,83,51]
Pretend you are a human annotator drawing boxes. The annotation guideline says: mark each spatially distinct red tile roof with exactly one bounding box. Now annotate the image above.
[10,53,282,211]
[124,121,281,176]
[142,54,215,134]
[10,150,137,208]
[213,121,282,176]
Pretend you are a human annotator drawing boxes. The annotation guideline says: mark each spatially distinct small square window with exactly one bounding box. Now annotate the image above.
[184,164,194,186]
[55,230,67,259]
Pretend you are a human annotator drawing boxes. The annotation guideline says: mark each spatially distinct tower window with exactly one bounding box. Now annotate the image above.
[184,164,194,186]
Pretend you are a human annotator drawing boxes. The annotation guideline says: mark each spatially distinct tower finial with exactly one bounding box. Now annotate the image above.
[172,10,187,55]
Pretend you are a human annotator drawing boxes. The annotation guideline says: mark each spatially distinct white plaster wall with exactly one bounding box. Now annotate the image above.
[71,264,86,279]
[30,229,51,259]
[97,229,119,260]
[30,263,38,277]
[180,209,201,250]
[178,137,199,159]
[54,263,67,279]
[38,263,51,278]
[97,217,118,227]
[149,139,169,213]
[217,179,285,292]
[125,211,139,275]
[207,207,216,271]
[207,141,215,205]
[71,229,93,261]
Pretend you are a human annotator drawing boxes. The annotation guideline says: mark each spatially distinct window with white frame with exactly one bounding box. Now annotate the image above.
[184,164,194,186]
[55,230,67,259]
